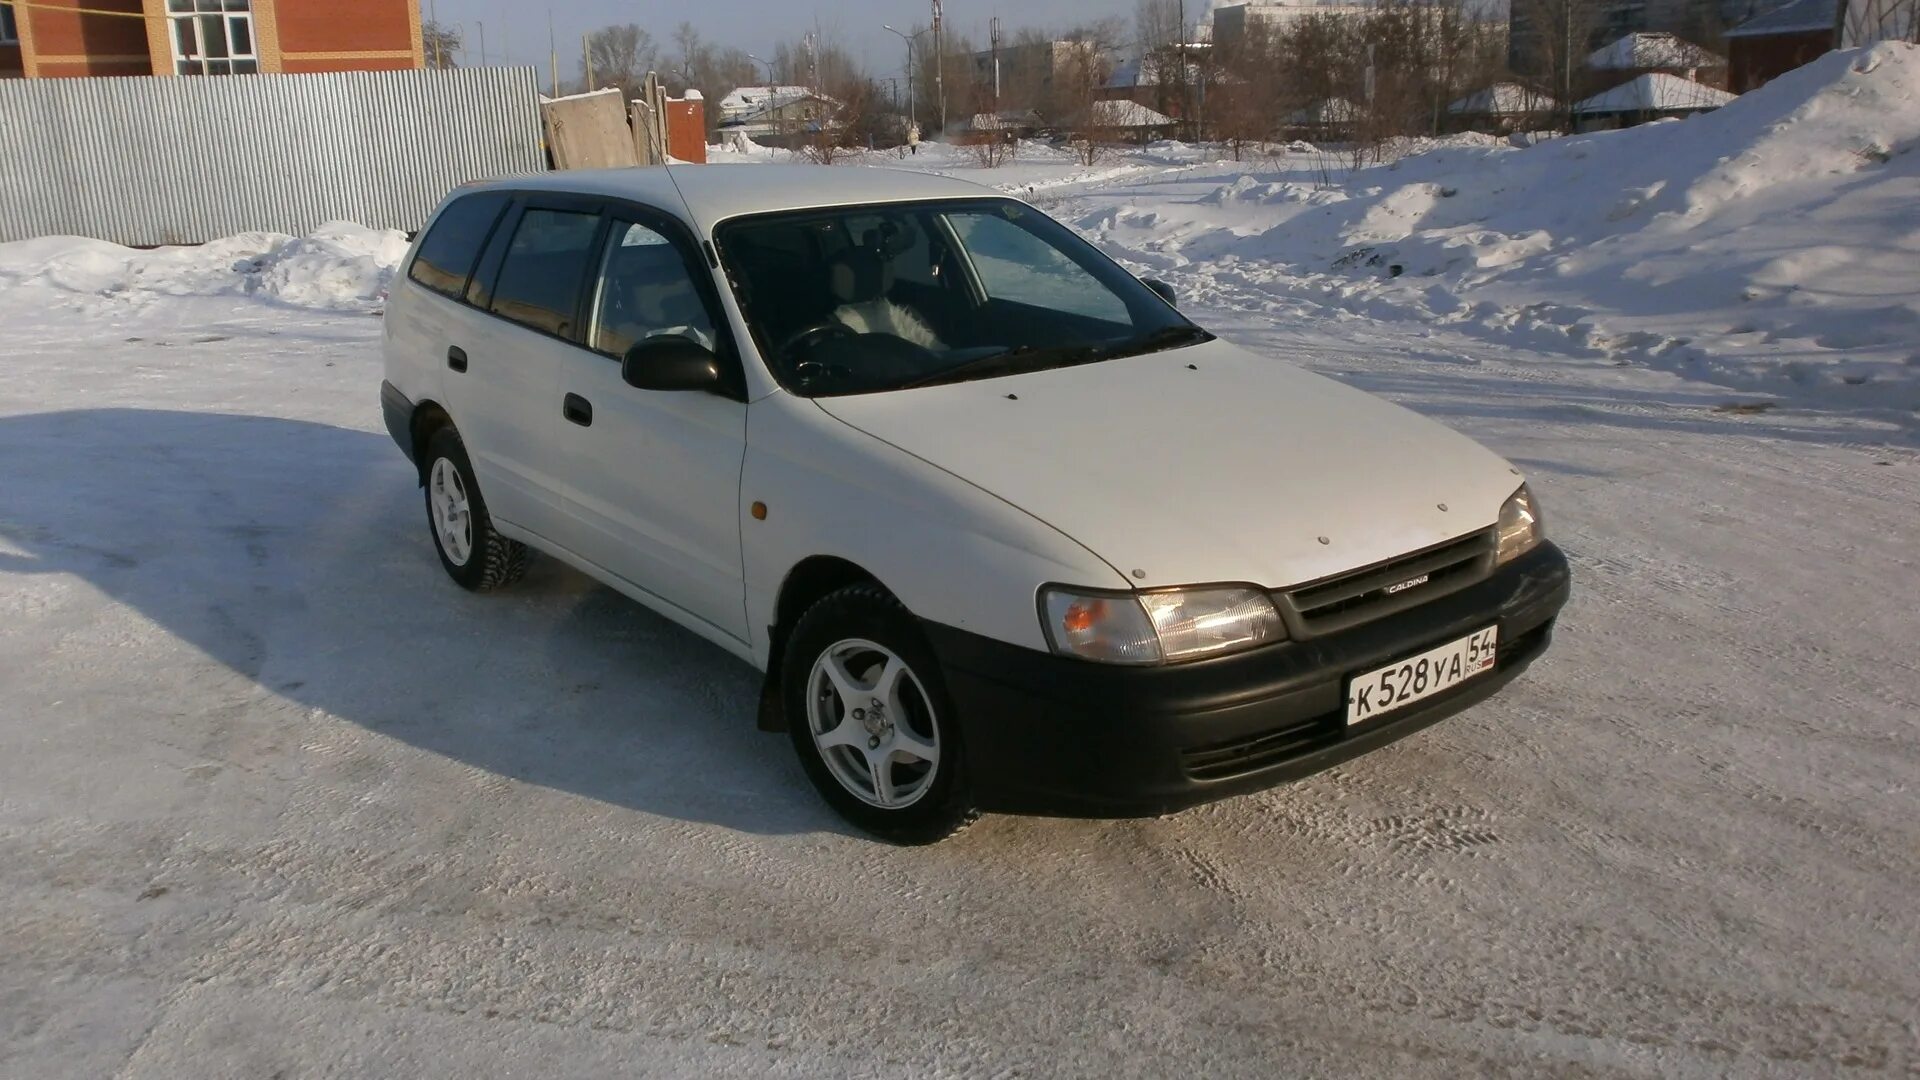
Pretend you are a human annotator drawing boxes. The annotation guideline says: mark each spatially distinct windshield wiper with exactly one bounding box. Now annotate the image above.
[1099,324,1214,360]
[899,342,1102,390]
[900,325,1212,391]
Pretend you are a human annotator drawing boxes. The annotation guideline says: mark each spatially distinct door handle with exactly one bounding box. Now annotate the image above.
[563,393,593,427]
[447,346,468,373]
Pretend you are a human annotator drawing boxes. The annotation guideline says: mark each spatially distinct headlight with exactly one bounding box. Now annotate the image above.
[1496,483,1545,564]
[1041,586,1284,665]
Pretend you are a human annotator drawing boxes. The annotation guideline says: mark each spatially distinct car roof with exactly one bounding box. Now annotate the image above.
[463,164,1003,231]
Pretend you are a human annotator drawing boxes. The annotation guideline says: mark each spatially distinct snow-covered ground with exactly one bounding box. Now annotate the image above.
[3,47,1918,1078]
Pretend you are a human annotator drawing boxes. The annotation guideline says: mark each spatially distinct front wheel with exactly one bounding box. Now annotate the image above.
[784,585,978,844]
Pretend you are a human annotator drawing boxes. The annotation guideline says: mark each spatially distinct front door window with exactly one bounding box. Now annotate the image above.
[589,222,721,357]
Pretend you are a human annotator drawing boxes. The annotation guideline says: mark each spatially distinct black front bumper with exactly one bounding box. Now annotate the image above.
[925,542,1571,818]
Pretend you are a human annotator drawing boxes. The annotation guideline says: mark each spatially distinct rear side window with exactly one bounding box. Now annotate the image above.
[408,192,508,299]
[489,208,603,338]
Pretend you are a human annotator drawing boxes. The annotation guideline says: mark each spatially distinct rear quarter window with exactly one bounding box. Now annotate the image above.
[408,192,509,299]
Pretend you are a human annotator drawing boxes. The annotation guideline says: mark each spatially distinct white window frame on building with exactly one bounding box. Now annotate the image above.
[169,0,258,76]
[2,4,20,46]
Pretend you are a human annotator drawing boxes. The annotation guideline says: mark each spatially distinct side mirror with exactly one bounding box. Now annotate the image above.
[1143,278,1178,308]
[622,336,724,392]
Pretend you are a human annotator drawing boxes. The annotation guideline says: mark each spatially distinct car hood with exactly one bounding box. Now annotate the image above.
[812,338,1523,589]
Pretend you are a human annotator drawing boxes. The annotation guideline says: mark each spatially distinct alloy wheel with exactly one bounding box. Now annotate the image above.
[806,638,941,809]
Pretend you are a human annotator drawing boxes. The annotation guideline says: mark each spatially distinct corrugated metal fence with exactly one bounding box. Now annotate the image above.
[0,67,546,246]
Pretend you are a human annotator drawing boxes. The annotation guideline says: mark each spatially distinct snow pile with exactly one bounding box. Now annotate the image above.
[0,221,408,313]
[234,222,411,310]
[1077,44,1920,412]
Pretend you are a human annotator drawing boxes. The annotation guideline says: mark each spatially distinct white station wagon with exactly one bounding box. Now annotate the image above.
[382,166,1570,843]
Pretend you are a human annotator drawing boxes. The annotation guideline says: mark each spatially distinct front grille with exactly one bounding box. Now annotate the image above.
[1276,529,1495,638]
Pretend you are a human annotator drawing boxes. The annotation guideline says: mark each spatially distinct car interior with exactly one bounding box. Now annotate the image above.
[719,202,1150,395]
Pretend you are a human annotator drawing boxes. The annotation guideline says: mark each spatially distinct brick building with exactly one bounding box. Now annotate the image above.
[0,0,423,80]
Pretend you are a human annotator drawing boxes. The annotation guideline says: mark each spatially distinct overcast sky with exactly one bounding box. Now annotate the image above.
[425,0,1190,82]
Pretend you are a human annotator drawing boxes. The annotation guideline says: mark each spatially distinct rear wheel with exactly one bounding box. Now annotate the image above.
[785,584,977,844]
[423,426,527,591]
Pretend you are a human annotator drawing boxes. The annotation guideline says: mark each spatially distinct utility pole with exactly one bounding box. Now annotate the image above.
[429,0,441,67]
[1177,0,1186,126]
[932,0,945,133]
[549,10,558,97]
[583,34,593,91]
[990,16,1001,110]
[476,21,486,66]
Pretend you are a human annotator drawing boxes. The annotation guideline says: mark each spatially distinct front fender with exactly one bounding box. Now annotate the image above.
[741,393,1128,668]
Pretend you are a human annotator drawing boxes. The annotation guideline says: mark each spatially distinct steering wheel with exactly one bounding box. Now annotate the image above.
[777,320,859,360]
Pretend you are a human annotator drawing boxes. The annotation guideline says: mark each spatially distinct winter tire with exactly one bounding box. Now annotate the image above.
[423,425,528,592]
[785,584,978,844]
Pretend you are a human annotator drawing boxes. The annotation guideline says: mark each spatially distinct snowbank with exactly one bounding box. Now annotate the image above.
[1080,44,1920,412]
[0,221,409,314]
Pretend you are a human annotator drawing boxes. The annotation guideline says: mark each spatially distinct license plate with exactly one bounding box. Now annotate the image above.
[1346,626,1498,726]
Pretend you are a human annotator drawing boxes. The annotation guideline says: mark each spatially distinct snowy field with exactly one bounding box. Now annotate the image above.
[3,45,1918,1078]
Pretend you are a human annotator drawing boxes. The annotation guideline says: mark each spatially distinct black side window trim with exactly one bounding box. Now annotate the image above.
[463,199,522,312]
[589,198,748,401]
[479,196,611,346]
[419,189,749,403]
[407,191,510,301]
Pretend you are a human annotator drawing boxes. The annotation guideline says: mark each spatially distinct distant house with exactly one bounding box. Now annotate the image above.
[1586,31,1727,87]
[1447,82,1560,132]
[715,85,840,144]
[1573,72,1736,129]
[956,109,1043,142]
[1282,97,1361,139]
[1086,99,1179,142]
[1724,0,1835,92]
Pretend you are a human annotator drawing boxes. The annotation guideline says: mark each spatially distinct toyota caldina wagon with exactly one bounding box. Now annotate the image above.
[381,166,1571,843]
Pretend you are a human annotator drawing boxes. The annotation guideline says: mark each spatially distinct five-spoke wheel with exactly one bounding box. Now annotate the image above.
[785,584,977,843]
[807,638,942,809]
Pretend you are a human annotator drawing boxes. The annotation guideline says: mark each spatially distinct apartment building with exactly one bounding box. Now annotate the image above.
[0,0,423,79]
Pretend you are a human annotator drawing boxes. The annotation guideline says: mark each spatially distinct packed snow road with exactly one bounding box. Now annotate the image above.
[2,273,1917,1076]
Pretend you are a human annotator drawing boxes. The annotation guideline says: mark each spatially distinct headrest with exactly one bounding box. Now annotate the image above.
[828,246,892,304]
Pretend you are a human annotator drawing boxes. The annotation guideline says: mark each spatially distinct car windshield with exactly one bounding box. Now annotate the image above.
[714,198,1210,396]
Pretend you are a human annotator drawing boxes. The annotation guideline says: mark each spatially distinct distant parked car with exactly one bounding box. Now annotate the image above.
[381,166,1570,843]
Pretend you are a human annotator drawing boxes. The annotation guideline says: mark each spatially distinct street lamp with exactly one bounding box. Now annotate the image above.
[745,53,779,153]
[881,24,931,138]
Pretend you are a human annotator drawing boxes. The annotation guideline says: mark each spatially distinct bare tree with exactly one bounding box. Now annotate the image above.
[1054,36,1120,166]
[768,25,877,164]
[584,24,659,99]
[1212,22,1281,160]
[899,25,979,136]
[1508,0,1610,126]
[668,23,758,135]
[1835,0,1920,43]
[1135,0,1194,129]
[422,20,462,70]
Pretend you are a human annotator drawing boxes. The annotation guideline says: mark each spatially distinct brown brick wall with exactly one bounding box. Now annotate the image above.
[274,0,416,60]
[1729,33,1829,93]
[280,54,414,73]
[667,100,707,164]
[20,0,156,77]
